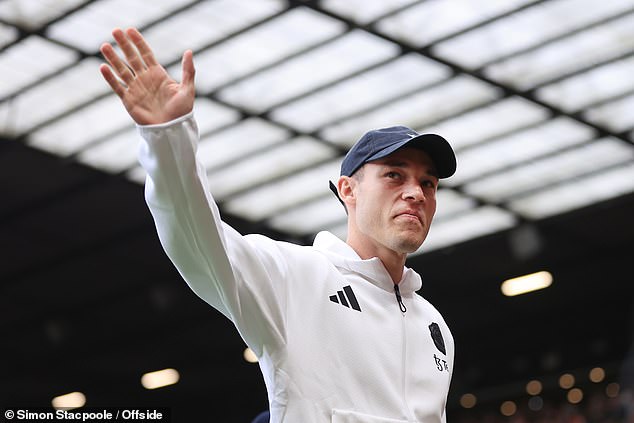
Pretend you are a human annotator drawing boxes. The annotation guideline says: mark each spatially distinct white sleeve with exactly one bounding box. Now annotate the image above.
[442,328,455,423]
[137,112,287,355]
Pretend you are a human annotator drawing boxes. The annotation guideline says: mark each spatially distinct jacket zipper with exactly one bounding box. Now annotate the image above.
[395,284,415,421]
[394,283,407,313]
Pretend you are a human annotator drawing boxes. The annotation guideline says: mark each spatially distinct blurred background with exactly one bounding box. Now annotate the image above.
[0,0,633,421]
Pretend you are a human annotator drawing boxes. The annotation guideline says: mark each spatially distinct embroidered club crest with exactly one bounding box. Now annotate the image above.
[428,322,446,355]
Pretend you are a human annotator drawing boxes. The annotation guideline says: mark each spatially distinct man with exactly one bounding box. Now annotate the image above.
[100,27,456,423]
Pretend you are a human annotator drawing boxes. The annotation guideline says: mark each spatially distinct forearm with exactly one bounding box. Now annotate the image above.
[137,114,288,352]
[138,112,236,315]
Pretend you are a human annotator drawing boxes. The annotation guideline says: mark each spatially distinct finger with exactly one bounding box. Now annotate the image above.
[100,41,135,84]
[126,27,159,67]
[99,63,126,98]
[181,50,195,89]
[112,28,146,74]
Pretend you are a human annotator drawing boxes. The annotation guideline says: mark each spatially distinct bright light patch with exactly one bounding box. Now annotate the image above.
[377,0,534,47]
[435,0,634,69]
[459,393,477,409]
[537,56,634,112]
[51,392,86,410]
[449,117,594,186]
[141,368,180,390]
[526,380,543,395]
[510,162,634,219]
[567,388,583,404]
[27,94,133,156]
[243,347,258,363]
[77,128,139,173]
[186,7,345,94]
[321,0,417,24]
[419,97,549,152]
[271,53,450,132]
[268,195,346,235]
[1,0,631,259]
[559,373,576,389]
[1,57,109,136]
[463,138,634,202]
[0,35,77,99]
[0,0,89,30]
[501,271,552,297]
[140,0,286,65]
[207,136,335,201]
[322,75,500,148]
[192,98,241,136]
[224,160,340,221]
[416,206,516,254]
[126,165,146,185]
[197,118,289,170]
[218,30,399,112]
[589,367,606,383]
[433,189,477,221]
[485,10,634,89]
[584,93,634,132]
[46,0,200,52]
[606,383,620,398]
[0,21,19,48]
[500,400,517,417]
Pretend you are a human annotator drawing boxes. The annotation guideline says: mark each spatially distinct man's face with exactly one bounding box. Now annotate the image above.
[347,147,439,255]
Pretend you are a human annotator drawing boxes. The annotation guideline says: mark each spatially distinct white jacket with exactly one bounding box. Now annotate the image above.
[138,113,454,423]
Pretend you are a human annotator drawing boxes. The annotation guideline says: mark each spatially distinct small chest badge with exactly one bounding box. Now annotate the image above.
[428,322,446,355]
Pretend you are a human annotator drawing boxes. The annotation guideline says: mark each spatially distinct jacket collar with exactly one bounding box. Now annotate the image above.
[312,231,422,294]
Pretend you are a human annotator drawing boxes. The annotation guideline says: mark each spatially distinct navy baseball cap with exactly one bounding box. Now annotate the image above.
[340,125,456,179]
[329,125,456,208]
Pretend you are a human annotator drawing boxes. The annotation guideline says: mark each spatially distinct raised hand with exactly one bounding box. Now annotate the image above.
[99,27,195,125]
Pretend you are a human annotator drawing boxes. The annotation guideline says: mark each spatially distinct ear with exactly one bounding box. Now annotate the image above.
[337,176,357,208]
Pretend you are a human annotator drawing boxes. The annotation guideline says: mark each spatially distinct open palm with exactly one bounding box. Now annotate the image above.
[99,28,195,125]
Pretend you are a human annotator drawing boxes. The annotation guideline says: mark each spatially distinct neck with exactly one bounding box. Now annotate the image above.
[346,236,407,284]
[380,252,407,284]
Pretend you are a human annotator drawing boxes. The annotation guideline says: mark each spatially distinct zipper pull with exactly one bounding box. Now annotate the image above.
[394,283,407,313]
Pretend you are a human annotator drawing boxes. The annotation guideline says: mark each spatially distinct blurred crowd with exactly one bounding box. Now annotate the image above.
[454,389,633,423]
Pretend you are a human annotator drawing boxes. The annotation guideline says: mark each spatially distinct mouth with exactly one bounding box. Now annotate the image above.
[395,211,422,225]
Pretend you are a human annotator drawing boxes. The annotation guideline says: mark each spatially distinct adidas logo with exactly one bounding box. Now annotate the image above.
[329,285,362,312]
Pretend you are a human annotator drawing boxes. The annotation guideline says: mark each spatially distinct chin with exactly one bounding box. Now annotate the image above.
[394,238,424,254]
[397,231,426,251]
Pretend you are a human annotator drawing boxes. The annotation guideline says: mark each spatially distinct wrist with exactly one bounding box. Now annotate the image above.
[136,111,194,129]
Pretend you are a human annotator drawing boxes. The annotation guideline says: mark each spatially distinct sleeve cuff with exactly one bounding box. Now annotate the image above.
[136,111,194,129]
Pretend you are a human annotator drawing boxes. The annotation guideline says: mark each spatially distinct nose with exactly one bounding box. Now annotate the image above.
[402,182,425,202]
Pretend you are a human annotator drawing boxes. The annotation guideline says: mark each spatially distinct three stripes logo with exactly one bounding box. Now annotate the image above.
[329,285,362,312]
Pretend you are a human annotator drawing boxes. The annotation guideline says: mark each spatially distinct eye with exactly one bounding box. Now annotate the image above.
[386,171,401,179]
[421,179,438,189]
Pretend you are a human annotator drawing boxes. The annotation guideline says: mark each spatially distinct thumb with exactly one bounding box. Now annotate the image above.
[181,49,195,89]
